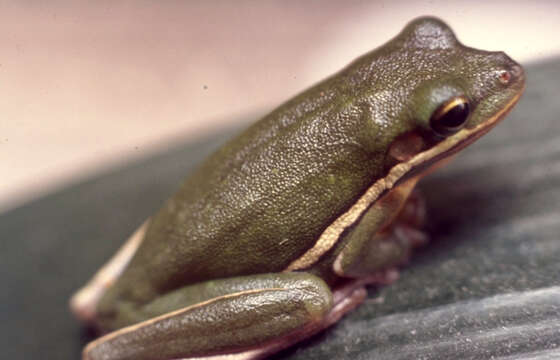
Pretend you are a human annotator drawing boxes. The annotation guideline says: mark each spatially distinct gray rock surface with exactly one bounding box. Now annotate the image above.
[1,60,559,359]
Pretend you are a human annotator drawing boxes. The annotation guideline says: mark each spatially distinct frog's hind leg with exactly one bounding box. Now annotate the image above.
[83,272,363,360]
[70,220,150,324]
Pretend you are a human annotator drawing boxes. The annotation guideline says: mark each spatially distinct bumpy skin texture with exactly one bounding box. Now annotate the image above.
[88,274,334,360]
[95,16,524,334]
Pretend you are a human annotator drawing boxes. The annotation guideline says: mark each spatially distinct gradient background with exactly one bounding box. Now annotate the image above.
[2,0,559,213]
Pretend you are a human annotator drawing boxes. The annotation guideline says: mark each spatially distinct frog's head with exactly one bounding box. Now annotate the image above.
[364,16,525,180]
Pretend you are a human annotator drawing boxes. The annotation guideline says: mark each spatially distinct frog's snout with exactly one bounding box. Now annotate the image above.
[493,51,525,89]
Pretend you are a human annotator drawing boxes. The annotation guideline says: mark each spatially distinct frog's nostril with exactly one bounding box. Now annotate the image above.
[498,70,512,85]
[497,64,524,86]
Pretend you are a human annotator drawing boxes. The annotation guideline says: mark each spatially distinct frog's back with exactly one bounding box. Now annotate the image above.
[106,71,391,305]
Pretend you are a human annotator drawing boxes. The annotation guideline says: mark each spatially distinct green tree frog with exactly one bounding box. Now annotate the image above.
[71,17,525,360]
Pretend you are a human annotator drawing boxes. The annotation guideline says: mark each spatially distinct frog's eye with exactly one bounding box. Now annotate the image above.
[429,95,470,136]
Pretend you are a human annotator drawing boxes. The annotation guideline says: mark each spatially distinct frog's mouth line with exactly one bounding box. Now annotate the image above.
[285,87,524,272]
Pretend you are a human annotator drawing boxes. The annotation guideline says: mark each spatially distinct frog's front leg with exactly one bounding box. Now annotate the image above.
[333,176,428,279]
[84,272,365,360]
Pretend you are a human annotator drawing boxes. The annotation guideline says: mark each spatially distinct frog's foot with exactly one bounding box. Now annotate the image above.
[332,268,398,305]
[70,220,149,324]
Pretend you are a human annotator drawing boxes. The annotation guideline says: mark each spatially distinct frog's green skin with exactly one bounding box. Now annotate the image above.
[72,17,525,360]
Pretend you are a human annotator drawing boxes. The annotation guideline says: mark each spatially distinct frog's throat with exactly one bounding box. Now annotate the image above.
[284,88,524,272]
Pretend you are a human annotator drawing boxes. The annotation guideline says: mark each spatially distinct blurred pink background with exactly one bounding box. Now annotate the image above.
[1,1,559,213]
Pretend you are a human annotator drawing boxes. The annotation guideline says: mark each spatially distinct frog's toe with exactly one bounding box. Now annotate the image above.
[394,224,429,249]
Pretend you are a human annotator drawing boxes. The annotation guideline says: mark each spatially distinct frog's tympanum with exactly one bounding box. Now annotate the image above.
[71,17,525,360]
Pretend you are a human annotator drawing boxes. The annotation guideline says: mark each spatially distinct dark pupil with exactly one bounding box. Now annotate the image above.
[442,102,469,127]
[431,101,469,135]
